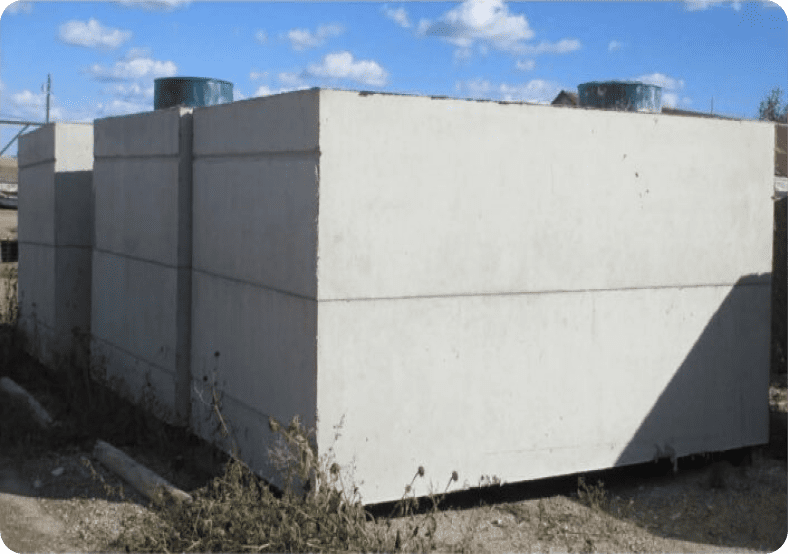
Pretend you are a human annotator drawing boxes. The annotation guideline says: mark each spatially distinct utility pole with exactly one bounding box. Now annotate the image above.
[44,74,51,124]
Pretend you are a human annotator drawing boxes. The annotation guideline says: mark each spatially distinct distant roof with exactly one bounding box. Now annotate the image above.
[660,107,737,120]
[0,158,17,184]
[550,91,742,120]
[551,90,578,106]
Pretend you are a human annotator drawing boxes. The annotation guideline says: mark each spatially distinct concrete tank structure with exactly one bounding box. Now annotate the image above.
[578,81,662,113]
[154,77,233,110]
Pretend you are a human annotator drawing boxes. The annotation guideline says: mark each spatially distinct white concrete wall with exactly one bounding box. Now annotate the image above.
[17,123,93,370]
[91,107,193,424]
[190,91,319,471]
[314,91,774,503]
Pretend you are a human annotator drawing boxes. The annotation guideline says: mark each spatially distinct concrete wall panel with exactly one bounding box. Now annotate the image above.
[93,158,182,265]
[92,109,192,424]
[54,172,93,247]
[17,162,55,245]
[91,251,178,379]
[193,90,319,156]
[317,92,774,300]
[18,126,55,167]
[316,281,770,503]
[18,242,55,332]
[18,123,93,371]
[190,270,317,422]
[192,155,319,298]
[94,108,183,158]
[53,124,94,171]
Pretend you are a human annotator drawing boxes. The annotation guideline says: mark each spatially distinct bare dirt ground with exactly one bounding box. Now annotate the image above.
[0,373,785,553]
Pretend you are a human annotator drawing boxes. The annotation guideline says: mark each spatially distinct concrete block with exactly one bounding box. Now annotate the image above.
[17,123,93,371]
[192,155,319,297]
[17,161,55,245]
[94,107,185,158]
[192,89,319,156]
[92,109,192,425]
[93,158,183,265]
[315,280,769,502]
[183,90,774,503]
[91,250,182,421]
[316,92,774,300]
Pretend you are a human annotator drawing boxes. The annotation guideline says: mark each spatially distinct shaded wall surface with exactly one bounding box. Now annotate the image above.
[91,107,193,425]
[17,123,93,370]
[190,91,319,475]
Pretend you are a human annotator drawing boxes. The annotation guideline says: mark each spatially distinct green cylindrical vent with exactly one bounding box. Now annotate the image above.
[154,77,233,110]
[578,81,662,113]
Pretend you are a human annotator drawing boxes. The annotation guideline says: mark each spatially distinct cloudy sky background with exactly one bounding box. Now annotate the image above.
[0,0,785,155]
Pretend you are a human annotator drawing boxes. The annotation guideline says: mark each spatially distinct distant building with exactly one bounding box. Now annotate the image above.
[0,157,18,209]
[551,90,578,107]
[551,90,737,119]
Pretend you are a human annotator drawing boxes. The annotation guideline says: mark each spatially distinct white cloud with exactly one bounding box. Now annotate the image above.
[58,18,132,49]
[249,70,268,81]
[254,85,278,97]
[637,72,685,91]
[684,0,742,9]
[115,0,190,11]
[5,89,65,121]
[455,78,492,98]
[286,23,344,51]
[278,72,307,89]
[419,0,535,55]
[456,78,561,103]
[499,80,562,103]
[304,51,388,87]
[85,49,177,81]
[383,6,411,28]
[233,89,247,101]
[516,38,581,56]
[662,93,679,108]
[108,82,154,101]
[5,1,32,14]
[95,98,150,117]
[608,40,622,52]
[515,59,535,71]
[454,46,473,62]
[255,30,268,44]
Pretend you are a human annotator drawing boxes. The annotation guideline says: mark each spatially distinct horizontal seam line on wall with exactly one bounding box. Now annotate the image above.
[192,149,320,160]
[18,158,55,170]
[192,381,276,425]
[19,240,91,249]
[94,247,190,270]
[91,335,176,378]
[192,266,316,302]
[94,153,180,161]
[20,316,55,333]
[318,281,772,302]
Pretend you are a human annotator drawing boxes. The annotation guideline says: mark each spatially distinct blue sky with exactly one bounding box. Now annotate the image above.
[0,0,785,155]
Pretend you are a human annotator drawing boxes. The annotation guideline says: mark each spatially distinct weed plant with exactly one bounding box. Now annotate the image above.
[117,414,459,553]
